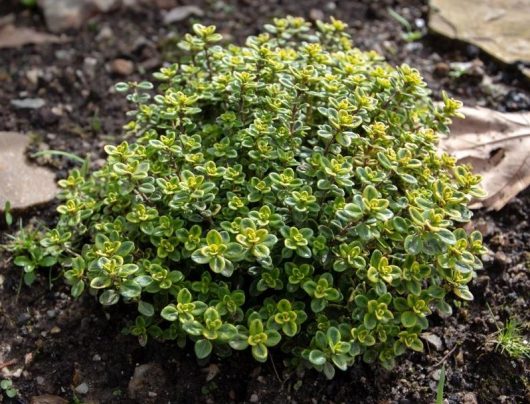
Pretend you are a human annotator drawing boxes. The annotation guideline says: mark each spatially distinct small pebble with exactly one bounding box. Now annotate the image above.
[11,98,46,109]
[434,62,450,77]
[463,392,478,404]
[163,5,204,24]
[75,382,89,395]
[250,393,259,402]
[431,369,441,381]
[17,312,31,325]
[421,332,444,351]
[50,326,61,334]
[309,9,324,21]
[96,26,114,41]
[92,354,102,362]
[110,58,134,76]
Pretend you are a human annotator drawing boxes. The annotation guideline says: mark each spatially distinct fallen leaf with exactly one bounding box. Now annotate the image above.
[0,24,68,48]
[439,106,530,211]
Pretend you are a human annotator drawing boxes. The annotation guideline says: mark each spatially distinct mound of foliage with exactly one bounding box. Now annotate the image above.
[10,17,486,378]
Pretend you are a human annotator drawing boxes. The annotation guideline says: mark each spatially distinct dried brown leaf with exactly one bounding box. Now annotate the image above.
[439,107,530,211]
[0,24,68,49]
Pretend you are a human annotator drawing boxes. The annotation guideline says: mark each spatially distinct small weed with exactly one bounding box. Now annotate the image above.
[387,8,423,42]
[90,111,102,133]
[0,379,18,399]
[3,201,13,227]
[20,0,37,7]
[435,366,445,404]
[492,318,530,359]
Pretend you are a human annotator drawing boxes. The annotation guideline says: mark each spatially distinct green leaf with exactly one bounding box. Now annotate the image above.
[331,354,348,370]
[282,321,298,337]
[71,280,85,298]
[323,362,335,379]
[453,286,473,301]
[1,380,12,389]
[410,337,424,352]
[436,229,456,245]
[99,290,119,306]
[6,388,17,398]
[311,298,326,313]
[115,82,129,92]
[404,235,422,255]
[182,320,204,336]
[23,272,36,286]
[206,229,223,245]
[120,280,142,298]
[401,311,417,328]
[364,313,377,330]
[138,301,155,317]
[116,241,135,256]
[436,366,446,404]
[327,327,341,345]
[195,339,213,359]
[218,323,238,340]
[265,329,281,346]
[308,349,326,366]
[14,256,32,267]
[161,305,179,321]
[251,343,268,362]
[90,276,112,289]
[40,256,57,267]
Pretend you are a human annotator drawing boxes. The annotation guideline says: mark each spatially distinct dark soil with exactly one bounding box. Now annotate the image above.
[1,0,529,403]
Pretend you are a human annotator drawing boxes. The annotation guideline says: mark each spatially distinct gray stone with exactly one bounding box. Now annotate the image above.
[93,0,120,12]
[463,392,478,404]
[74,382,89,395]
[10,98,46,109]
[163,5,204,24]
[38,0,92,32]
[420,332,444,351]
[0,132,57,211]
[38,0,120,32]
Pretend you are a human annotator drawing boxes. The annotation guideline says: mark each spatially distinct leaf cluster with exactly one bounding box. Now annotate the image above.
[9,17,486,378]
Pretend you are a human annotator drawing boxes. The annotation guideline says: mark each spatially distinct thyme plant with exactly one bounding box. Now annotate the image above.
[10,17,486,378]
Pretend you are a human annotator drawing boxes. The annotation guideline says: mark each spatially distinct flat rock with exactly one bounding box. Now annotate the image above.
[429,0,530,77]
[0,132,57,211]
